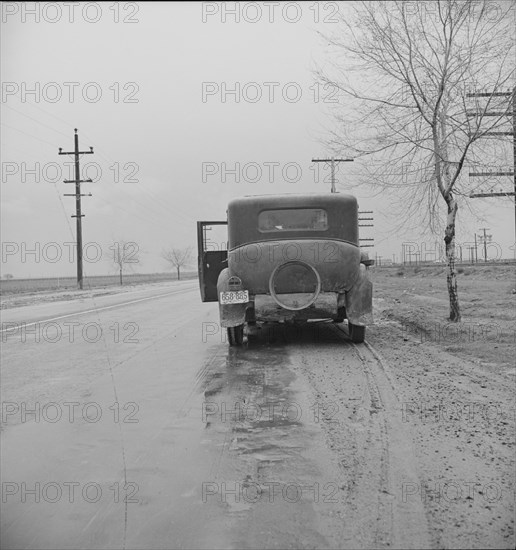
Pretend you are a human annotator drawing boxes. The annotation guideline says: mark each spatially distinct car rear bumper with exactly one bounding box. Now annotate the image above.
[254,292,339,322]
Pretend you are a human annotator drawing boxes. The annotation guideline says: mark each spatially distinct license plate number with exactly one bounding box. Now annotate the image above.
[220,290,249,304]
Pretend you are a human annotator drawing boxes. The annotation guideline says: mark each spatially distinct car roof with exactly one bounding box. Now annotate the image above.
[229,193,357,209]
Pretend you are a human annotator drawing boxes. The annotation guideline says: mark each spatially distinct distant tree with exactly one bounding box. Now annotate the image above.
[161,246,193,280]
[3,274,14,279]
[108,241,141,285]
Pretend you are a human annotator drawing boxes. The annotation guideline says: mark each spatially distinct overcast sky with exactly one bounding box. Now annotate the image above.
[1,1,514,278]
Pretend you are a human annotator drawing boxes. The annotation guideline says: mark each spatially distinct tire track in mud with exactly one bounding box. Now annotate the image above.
[287,323,432,549]
[352,337,432,549]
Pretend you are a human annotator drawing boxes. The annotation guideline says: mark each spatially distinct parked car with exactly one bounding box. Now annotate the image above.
[197,193,373,345]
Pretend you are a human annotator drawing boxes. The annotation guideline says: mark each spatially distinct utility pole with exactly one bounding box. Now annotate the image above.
[118,243,122,285]
[478,228,492,263]
[358,210,374,248]
[59,129,94,290]
[467,88,515,244]
[311,157,353,193]
[474,233,478,263]
[467,245,475,264]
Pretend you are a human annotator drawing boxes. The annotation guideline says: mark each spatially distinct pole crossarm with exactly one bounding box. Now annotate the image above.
[467,92,513,97]
[470,192,515,197]
[469,172,514,177]
[311,158,354,162]
[58,151,94,155]
[466,111,511,117]
[311,157,354,193]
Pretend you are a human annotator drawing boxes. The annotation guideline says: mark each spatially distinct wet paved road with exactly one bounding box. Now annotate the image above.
[1,282,429,549]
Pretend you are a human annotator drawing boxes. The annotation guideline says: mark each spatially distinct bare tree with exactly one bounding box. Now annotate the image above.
[109,241,140,285]
[316,0,515,321]
[162,246,193,280]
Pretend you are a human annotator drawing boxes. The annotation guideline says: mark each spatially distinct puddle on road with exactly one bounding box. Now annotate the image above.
[194,323,349,549]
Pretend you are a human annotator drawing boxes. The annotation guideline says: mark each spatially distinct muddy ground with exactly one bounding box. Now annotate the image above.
[366,264,515,548]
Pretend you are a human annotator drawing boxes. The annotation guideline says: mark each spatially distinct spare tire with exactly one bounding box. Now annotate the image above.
[269,261,321,311]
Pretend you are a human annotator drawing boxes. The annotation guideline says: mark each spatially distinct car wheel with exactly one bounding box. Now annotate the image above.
[227,324,244,346]
[349,322,365,343]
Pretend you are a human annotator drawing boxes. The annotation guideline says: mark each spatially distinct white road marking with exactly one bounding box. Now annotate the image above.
[0,285,197,333]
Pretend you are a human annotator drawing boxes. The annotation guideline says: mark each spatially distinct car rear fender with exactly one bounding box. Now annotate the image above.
[345,265,373,325]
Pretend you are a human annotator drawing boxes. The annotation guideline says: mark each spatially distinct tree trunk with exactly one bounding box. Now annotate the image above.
[119,268,123,286]
[444,197,461,322]
[177,266,180,280]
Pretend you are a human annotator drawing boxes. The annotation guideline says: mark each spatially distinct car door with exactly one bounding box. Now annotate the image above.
[197,221,228,302]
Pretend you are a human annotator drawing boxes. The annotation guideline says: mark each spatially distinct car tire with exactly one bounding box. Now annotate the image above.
[348,322,365,343]
[228,324,244,346]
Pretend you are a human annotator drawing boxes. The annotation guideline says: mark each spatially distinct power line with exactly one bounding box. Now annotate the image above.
[1,122,60,149]
[2,104,72,139]
[76,131,195,224]
[4,95,197,225]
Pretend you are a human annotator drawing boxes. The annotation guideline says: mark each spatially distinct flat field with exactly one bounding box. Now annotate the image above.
[369,263,515,369]
[0,272,198,309]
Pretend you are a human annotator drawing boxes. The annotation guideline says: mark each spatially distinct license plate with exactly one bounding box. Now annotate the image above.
[220,290,249,304]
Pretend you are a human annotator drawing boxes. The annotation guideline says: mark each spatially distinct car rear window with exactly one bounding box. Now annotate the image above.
[258,208,328,232]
